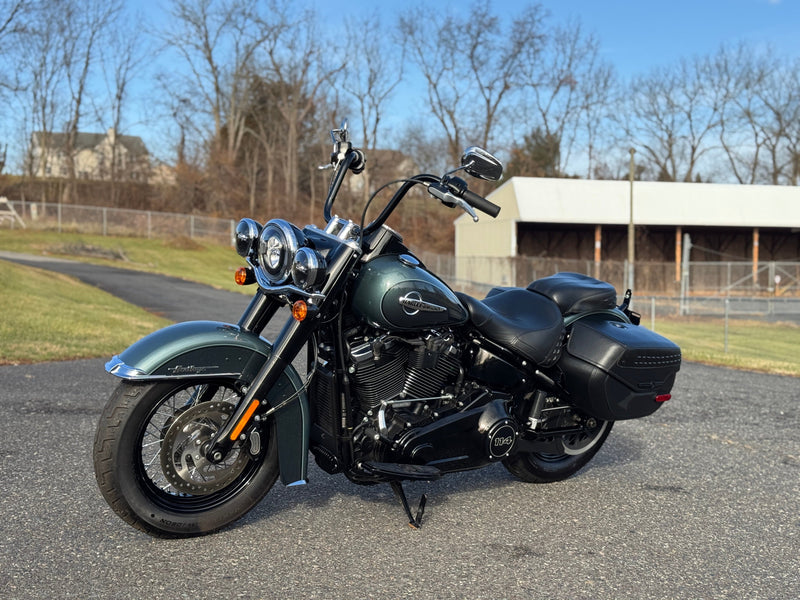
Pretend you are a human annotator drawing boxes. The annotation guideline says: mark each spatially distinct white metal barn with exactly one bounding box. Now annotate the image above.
[454,177,800,290]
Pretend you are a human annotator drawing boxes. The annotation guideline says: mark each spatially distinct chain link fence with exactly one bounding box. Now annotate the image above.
[4,200,799,324]
[417,251,800,326]
[4,200,235,245]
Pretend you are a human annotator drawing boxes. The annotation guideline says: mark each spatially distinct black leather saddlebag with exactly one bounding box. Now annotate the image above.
[558,319,681,420]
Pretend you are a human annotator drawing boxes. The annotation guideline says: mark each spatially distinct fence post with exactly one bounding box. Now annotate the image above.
[190,215,195,238]
[102,207,108,236]
[147,211,152,239]
[724,298,729,353]
[680,233,692,315]
[651,296,656,331]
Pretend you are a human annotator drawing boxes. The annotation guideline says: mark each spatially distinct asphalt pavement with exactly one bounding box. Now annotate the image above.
[0,253,798,599]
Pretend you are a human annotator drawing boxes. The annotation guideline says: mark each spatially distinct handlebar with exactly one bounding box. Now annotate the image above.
[462,188,501,218]
[325,146,501,238]
[437,175,501,219]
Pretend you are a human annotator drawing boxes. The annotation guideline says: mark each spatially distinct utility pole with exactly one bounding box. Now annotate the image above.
[628,148,635,291]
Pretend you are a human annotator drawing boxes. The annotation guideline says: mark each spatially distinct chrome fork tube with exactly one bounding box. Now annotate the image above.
[207,242,362,461]
[238,289,280,334]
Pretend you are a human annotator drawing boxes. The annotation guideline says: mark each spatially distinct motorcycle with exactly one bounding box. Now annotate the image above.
[93,122,681,536]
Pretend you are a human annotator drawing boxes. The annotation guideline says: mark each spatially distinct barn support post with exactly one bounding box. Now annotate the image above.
[753,227,760,289]
[594,225,601,279]
[675,226,682,282]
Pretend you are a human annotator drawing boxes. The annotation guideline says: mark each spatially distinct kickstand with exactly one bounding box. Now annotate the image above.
[390,481,427,529]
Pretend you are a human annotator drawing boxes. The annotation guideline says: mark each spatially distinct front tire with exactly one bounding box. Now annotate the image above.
[503,420,613,483]
[93,379,279,537]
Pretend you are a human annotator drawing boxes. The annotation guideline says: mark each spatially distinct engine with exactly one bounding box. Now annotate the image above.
[348,331,462,413]
[345,328,519,471]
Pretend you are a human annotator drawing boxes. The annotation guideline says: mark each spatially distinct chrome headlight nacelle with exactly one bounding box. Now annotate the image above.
[258,219,304,285]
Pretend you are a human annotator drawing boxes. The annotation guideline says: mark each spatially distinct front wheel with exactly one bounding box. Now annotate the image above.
[93,379,279,537]
[503,419,613,483]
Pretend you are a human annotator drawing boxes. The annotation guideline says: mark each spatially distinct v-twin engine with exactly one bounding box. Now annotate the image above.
[347,330,519,473]
[348,332,462,413]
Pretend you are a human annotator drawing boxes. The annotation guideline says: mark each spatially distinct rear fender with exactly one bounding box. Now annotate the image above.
[106,320,309,486]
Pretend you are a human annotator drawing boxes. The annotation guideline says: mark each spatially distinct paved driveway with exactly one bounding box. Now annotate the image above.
[0,253,798,599]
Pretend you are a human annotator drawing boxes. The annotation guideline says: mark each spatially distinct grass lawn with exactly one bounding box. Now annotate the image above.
[648,317,800,377]
[0,259,170,364]
[0,229,247,292]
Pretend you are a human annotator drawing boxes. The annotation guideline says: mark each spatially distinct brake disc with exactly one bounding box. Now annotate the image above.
[160,401,249,495]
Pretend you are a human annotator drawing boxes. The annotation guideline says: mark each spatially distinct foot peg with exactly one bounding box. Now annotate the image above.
[390,481,427,529]
[360,461,440,481]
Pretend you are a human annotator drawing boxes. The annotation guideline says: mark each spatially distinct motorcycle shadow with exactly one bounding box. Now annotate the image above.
[240,429,644,531]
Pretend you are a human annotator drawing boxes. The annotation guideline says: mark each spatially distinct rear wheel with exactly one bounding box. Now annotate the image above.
[93,379,279,537]
[503,419,613,483]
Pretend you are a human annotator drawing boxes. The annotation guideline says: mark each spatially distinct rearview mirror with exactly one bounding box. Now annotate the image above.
[461,147,503,181]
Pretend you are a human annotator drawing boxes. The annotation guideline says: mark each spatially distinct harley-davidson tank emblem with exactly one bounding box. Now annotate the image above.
[398,291,447,315]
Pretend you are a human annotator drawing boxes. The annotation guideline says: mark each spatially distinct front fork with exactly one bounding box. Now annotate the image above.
[205,241,361,462]
[207,312,315,461]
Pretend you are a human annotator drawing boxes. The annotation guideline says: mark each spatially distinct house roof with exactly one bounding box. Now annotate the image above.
[32,131,148,157]
[480,177,800,229]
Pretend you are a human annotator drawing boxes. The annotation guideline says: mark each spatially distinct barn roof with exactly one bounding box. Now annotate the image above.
[482,177,800,229]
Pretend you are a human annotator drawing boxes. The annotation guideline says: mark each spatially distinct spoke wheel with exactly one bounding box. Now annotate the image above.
[94,379,279,537]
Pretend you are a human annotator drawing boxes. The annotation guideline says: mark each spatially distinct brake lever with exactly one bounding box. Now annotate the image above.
[427,183,479,222]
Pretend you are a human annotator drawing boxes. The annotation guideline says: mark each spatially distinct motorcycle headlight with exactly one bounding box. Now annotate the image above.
[292,247,326,290]
[257,219,302,284]
[235,218,261,258]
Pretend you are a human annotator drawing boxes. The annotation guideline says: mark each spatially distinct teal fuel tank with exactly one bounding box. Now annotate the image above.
[350,254,468,331]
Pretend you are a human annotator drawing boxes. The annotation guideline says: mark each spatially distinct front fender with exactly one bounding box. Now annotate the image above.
[106,320,309,486]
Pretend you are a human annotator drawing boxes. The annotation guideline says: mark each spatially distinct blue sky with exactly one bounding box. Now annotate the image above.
[313,0,799,79]
[4,0,798,168]
[537,0,799,77]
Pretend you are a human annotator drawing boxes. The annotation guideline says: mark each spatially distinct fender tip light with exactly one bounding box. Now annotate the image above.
[655,394,672,403]
[292,300,308,321]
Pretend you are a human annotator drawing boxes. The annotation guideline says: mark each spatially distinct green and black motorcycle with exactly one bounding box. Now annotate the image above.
[93,123,681,536]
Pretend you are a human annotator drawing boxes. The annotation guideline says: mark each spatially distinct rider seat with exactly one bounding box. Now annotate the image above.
[456,289,564,367]
[527,272,618,316]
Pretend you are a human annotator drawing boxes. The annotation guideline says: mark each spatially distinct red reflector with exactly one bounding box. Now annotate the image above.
[655,394,671,403]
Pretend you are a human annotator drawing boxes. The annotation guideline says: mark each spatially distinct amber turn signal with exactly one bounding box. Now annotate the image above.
[235,266,256,285]
[292,300,308,321]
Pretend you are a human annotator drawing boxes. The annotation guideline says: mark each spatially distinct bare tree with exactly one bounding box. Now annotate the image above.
[714,43,765,184]
[259,2,343,206]
[341,13,404,205]
[60,0,123,202]
[521,18,613,177]
[18,1,66,180]
[747,55,798,185]
[705,44,800,186]
[160,0,274,164]
[96,8,148,204]
[623,55,723,182]
[0,0,29,93]
[399,3,547,164]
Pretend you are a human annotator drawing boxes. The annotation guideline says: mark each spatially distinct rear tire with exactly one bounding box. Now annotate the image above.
[503,420,613,483]
[93,379,279,537]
